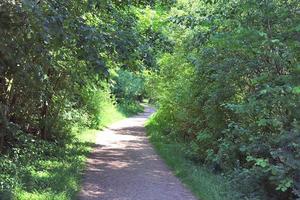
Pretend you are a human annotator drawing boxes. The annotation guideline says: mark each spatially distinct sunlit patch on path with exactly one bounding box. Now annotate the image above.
[78,106,197,200]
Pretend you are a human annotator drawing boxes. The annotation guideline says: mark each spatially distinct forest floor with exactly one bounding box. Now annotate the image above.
[78,106,197,200]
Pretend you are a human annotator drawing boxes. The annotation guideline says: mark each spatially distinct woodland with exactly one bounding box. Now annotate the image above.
[0,0,299,199]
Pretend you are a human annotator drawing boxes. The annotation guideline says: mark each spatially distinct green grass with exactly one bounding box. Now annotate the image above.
[10,129,97,200]
[117,101,144,117]
[1,103,143,200]
[95,100,129,129]
[146,115,238,200]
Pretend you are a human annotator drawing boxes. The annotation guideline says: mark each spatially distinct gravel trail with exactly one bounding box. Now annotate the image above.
[78,106,197,200]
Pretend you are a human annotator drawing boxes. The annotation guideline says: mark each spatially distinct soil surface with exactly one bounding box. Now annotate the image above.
[78,106,197,200]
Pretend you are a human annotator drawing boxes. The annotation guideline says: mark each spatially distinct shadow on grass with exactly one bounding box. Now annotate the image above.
[146,117,240,200]
[1,103,146,200]
[8,140,96,200]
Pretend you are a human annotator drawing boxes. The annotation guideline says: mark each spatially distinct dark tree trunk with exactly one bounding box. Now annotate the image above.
[40,100,48,140]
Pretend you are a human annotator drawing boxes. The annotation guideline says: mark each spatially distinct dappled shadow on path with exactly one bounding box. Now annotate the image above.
[78,106,197,200]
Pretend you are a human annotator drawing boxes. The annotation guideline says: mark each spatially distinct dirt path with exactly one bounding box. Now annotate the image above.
[78,106,197,200]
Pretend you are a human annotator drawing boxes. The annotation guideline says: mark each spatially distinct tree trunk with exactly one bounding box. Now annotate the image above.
[40,100,48,140]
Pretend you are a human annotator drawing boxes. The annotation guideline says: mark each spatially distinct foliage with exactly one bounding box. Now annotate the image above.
[147,0,300,199]
[0,0,150,198]
[1,0,299,199]
[0,0,151,143]
[0,103,132,199]
[112,69,145,102]
[146,115,241,200]
[0,127,92,200]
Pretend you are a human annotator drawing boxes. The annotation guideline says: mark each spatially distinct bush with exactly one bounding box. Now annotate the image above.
[112,69,146,103]
[147,0,300,199]
[0,0,153,197]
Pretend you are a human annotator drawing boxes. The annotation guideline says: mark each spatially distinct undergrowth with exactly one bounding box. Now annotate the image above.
[146,114,241,200]
[0,103,142,200]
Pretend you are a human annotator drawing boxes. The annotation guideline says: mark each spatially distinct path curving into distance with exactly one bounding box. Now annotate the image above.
[78,106,197,200]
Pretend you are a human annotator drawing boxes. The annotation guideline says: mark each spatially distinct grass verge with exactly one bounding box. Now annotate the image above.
[1,103,143,200]
[146,115,238,200]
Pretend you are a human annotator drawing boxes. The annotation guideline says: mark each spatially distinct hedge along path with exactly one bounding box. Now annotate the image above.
[78,106,197,200]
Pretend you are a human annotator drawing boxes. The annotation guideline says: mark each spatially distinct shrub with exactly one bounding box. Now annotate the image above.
[148,0,300,199]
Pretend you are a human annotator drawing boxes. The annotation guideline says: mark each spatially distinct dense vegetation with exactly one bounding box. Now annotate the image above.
[0,0,170,198]
[1,0,299,199]
[147,0,300,199]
